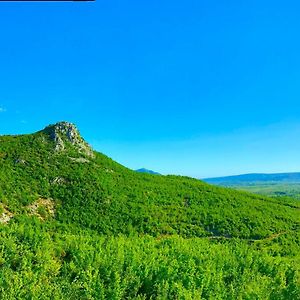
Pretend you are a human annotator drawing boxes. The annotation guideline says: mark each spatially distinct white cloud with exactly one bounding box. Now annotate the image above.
[0,107,6,113]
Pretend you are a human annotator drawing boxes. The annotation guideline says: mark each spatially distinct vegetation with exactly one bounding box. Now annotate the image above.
[204,173,300,200]
[0,122,299,299]
[227,183,300,200]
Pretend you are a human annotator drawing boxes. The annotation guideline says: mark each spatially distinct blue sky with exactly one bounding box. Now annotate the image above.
[0,1,300,177]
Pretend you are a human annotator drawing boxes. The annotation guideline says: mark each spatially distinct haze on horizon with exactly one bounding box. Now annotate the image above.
[1,1,300,178]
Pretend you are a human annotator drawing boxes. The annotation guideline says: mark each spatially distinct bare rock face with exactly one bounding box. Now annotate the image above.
[44,121,94,157]
[27,198,55,220]
[0,207,14,224]
[51,177,67,185]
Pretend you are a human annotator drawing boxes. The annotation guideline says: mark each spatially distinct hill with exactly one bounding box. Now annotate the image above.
[136,168,160,175]
[0,122,299,299]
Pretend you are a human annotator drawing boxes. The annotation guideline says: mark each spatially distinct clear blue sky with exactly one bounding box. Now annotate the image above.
[0,1,300,178]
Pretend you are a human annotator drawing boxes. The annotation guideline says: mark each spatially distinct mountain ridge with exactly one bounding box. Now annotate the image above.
[204,172,300,185]
[136,168,160,175]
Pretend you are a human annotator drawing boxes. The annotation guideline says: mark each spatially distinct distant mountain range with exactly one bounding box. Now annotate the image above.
[136,168,160,175]
[204,172,300,185]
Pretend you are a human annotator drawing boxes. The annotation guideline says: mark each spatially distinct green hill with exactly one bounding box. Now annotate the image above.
[136,168,161,175]
[0,122,299,299]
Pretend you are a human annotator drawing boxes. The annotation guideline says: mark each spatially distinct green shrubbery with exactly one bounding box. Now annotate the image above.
[0,125,299,299]
[0,222,299,300]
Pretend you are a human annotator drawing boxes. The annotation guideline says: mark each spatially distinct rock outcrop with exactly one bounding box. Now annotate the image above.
[0,207,14,224]
[27,198,55,220]
[43,121,94,157]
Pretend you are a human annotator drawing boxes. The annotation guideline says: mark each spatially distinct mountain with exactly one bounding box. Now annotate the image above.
[0,122,299,299]
[1,121,297,238]
[204,172,300,185]
[136,168,160,175]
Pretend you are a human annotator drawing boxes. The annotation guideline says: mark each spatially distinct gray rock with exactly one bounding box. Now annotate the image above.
[44,121,94,157]
[15,158,26,164]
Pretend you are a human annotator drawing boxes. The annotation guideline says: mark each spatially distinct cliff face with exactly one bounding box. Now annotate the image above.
[43,121,94,157]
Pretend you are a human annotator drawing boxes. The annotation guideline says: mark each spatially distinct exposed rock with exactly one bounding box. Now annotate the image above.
[15,158,26,164]
[43,121,94,157]
[51,177,67,185]
[69,157,90,163]
[27,198,55,220]
[0,207,14,224]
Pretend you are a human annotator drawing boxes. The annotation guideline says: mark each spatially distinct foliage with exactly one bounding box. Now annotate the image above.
[0,222,299,300]
[0,124,299,299]
[229,183,300,200]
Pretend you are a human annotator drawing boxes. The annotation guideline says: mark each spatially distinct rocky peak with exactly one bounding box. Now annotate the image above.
[43,121,94,157]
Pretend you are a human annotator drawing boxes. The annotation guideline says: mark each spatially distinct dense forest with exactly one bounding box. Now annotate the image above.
[0,122,299,299]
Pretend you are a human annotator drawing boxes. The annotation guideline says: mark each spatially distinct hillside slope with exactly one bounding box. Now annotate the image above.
[0,122,298,239]
[0,122,299,299]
